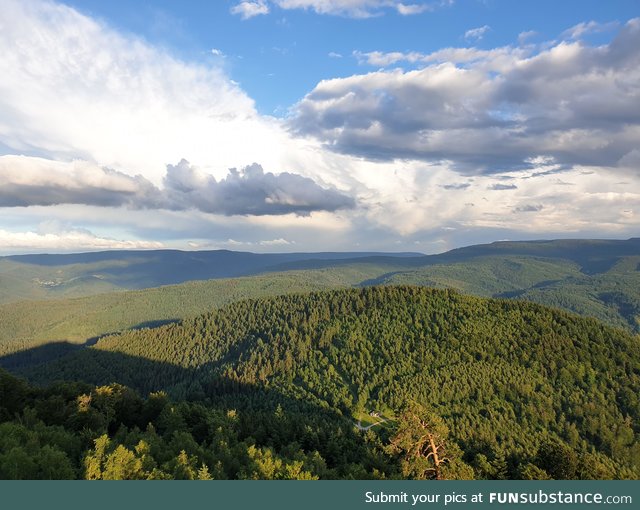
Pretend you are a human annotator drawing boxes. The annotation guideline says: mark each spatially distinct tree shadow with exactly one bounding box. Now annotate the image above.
[0,317,183,372]
[0,342,387,475]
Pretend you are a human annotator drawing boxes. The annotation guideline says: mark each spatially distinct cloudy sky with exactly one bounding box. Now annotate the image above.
[0,0,638,254]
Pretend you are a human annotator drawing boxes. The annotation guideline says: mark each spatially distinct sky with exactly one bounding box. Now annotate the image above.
[0,0,638,254]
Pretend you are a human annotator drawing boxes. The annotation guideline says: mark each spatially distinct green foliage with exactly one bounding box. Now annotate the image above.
[387,402,470,480]
[4,286,637,480]
[0,422,77,479]
[0,266,388,359]
[3,239,640,366]
[536,440,579,480]
[0,369,391,480]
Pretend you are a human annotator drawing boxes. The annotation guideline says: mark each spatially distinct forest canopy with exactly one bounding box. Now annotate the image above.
[2,286,638,479]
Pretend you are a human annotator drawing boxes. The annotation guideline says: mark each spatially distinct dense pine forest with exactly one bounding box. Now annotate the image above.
[2,286,639,479]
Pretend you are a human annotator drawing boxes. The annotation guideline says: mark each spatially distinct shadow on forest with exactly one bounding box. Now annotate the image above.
[495,279,563,299]
[0,341,379,471]
[0,318,181,371]
[0,339,359,430]
[0,338,98,370]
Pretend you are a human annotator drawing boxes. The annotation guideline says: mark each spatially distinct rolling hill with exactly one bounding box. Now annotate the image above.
[6,286,640,479]
[0,239,640,360]
[0,249,420,304]
[1,238,638,364]
[0,265,396,360]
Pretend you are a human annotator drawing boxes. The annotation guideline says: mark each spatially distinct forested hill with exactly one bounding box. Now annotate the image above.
[2,238,638,358]
[17,286,640,479]
[0,249,420,303]
[265,238,640,274]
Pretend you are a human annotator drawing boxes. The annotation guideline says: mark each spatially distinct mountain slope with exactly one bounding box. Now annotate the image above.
[0,264,391,359]
[2,238,639,363]
[268,238,640,274]
[0,249,420,303]
[375,255,640,332]
[17,286,640,479]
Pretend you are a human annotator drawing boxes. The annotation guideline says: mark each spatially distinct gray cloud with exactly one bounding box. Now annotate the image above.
[290,19,640,174]
[162,159,355,216]
[488,183,517,190]
[514,204,543,213]
[0,157,355,216]
[442,182,471,190]
[0,159,160,208]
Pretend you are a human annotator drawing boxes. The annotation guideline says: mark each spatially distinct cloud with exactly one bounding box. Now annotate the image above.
[0,156,159,208]
[230,1,270,19]
[518,30,537,45]
[353,46,526,67]
[291,18,640,174]
[618,149,640,169]
[259,238,295,245]
[0,0,289,183]
[488,183,517,190]
[353,50,426,66]
[162,159,355,216]
[0,226,164,252]
[442,182,471,190]
[514,204,543,213]
[232,1,444,19]
[0,155,355,216]
[464,25,490,41]
[186,237,295,249]
[328,52,343,58]
[210,48,225,57]
[562,20,619,40]
[396,3,431,15]
[1,1,638,254]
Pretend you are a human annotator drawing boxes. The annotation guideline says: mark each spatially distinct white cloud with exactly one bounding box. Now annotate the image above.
[232,1,443,19]
[464,24,490,41]
[353,50,427,66]
[0,227,164,252]
[518,30,537,45]
[230,1,270,19]
[292,19,640,174]
[396,3,430,15]
[354,46,527,67]
[562,20,619,40]
[0,0,289,183]
[259,238,295,245]
[1,0,638,254]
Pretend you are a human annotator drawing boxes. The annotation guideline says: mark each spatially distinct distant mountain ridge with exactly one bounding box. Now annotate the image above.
[269,238,640,275]
[0,249,422,303]
[0,238,638,361]
[3,238,638,304]
[5,249,423,267]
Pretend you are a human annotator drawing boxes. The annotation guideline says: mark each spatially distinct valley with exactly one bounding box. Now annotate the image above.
[0,239,639,480]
